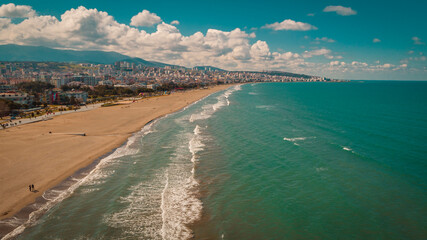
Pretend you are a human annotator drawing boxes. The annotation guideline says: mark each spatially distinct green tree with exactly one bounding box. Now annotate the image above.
[17,81,54,94]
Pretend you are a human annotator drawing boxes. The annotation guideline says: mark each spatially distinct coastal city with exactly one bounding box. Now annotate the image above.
[1,1,426,239]
[0,60,335,123]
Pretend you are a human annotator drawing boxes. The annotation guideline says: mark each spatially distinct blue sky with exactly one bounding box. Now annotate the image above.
[0,0,426,80]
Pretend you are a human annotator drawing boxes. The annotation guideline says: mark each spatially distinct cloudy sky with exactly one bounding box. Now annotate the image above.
[0,0,426,80]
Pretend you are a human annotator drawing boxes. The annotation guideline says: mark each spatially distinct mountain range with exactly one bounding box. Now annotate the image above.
[0,44,176,68]
[0,44,313,79]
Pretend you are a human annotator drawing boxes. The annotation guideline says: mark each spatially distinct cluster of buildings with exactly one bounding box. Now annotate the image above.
[0,61,334,107]
[0,85,88,106]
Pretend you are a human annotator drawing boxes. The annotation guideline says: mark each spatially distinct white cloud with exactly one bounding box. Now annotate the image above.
[373,38,381,43]
[330,61,340,66]
[352,61,368,67]
[302,48,332,58]
[250,40,271,59]
[0,18,11,28]
[0,3,36,18]
[379,63,393,68]
[405,56,427,62]
[323,6,357,16]
[0,4,416,77]
[314,37,335,43]
[273,51,300,60]
[412,36,425,45]
[263,19,317,31]
[170,20,179,25]
[130,10,162,27]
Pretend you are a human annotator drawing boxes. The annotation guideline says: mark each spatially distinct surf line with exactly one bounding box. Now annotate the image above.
[0,119,159,240]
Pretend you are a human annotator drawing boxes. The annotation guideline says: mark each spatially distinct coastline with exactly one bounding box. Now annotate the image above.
[0,85,232,237]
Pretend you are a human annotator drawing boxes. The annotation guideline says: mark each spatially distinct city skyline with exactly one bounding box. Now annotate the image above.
[0,1,426,80]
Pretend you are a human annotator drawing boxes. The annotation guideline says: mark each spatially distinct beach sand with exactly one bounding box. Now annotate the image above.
[0,85,231,221]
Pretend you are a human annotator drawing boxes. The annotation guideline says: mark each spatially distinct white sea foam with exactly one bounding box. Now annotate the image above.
[159,125,205,240]
[283,136,316,146]
[256,105,274,110]
[248,92,258,95]
[189,85,241,123]
[105,124,205,240]
[189,126,205,163]
[106,170,165,239]
[0,121,158,240]
[283,137,308,142]
[1,86,235,240]
[316,167,328,172]
[343,147,351,151]
[160,171,169,240]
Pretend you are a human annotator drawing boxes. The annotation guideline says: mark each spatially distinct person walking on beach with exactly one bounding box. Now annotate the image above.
[31,184,34,191]
[29,185,31,192]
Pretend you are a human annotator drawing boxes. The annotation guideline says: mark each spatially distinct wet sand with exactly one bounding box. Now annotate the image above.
[0,85,231,222]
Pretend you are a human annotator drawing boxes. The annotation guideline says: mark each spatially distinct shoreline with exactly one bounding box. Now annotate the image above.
[0,85,232,238]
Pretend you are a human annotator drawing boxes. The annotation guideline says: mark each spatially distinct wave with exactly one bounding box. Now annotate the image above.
[316,167,328,172]
[256,105,274,110]
[107,124,207,240]
[160,125,205,240]
[189,125,205,163]
[0,121,158,240]
[106,170,165,239]
[1,87,230,239]
[189,85,241,123]
[283,136,316,146]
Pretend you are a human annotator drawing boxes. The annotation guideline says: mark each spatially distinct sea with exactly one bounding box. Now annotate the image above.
[3,81,427,240]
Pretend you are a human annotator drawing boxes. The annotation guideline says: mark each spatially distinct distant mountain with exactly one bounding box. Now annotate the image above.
[193,66,226,71]
[0,44,128,64]
[0,44,179,67]
[237,70,313,79]
[262,70,313,79]
[119,57,181,68]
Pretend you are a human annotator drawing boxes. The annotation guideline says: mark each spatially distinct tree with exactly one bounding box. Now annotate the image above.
[0,99,23,117]
[61,85,72,91]
[0,100,10,117]
[17,81,54,94]
[69,96,79,105]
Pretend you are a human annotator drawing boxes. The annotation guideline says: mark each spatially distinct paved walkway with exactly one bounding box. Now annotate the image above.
[1,97,146,130]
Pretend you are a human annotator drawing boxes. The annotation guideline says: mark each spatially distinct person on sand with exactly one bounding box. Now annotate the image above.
[31,184,34,191]
[29,185,32,192]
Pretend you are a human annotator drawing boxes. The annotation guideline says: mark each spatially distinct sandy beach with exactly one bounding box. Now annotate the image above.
[0,85,231,221]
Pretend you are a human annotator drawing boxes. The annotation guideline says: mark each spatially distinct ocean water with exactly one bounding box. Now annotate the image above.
[6,81,427,239]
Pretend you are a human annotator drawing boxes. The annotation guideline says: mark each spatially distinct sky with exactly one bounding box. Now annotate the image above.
[0,0,426,80]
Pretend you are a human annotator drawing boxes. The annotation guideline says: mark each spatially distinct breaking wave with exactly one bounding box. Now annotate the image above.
[0,121,158,240]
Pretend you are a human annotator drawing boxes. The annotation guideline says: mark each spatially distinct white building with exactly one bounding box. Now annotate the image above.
[50,77,68,88]
[64,91,88,104]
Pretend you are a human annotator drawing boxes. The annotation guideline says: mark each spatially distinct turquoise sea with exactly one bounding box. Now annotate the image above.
[4,81,427,239]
